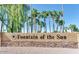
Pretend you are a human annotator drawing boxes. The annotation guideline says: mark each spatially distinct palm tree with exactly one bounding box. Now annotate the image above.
[49,18,51,33]
[0,5,6,32]
[23,4,30,33]
[59,19,64,32]
[37,13,42,32]
[55,11,63,32]
[31,8,39,33]
[37,19,45,33]
[26,16,31,33]
[48,11,52,32]
[49,10,57,32]
[61,4,64,32]
[69,24,78,32]
[29,17,33,33]
[37,12,44,33]
[42,11,48,33]
[54,11,60,32]
[0,5,3,32]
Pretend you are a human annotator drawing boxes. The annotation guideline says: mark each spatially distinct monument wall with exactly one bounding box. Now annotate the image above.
[0,33,1,46]
[0,32,78,48]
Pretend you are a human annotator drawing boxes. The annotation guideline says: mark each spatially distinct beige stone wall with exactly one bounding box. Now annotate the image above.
[2,32,78,41]
[77,33,79,42]
[0,33,1,46]
[77,33,79,47]
[0,32,78,48]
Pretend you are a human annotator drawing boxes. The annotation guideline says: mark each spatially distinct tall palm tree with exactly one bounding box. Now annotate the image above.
[61,4,64,32]
[23,4,30,33]
[37,12,42,32]
[31,8,39,33]
[49,10,57,32]
[26,16,31,33]
[55,11,63,32]
[42,11,48,33]
[29,17,33,33]
[59,19,64,32]
[37,19,45,33]
[37,12,44,33]
[48,11,52,32]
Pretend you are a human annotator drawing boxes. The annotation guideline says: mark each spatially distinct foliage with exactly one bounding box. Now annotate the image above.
[1,5,78,33]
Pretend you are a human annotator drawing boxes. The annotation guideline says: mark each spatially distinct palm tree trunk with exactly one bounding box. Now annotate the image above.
[38,24,40,32]
[52,18,55,32]
[27,21,28,33]
[62,25,64,32]
[39,19,42,33]
[31,19,33,33]
[40,26,42,33]
[38,25,42,33]
[34,18,36,33]
[62,4,64,32]
[60,26,62,33]
[49,20,51,33]
[56,23,58,32]
[44,18,47,33]
[23,24,25,33]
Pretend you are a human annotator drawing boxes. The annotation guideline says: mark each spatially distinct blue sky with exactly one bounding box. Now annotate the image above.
[31,4,79,29]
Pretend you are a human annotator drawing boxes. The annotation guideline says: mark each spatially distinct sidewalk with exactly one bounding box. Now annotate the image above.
[0,47,79,54]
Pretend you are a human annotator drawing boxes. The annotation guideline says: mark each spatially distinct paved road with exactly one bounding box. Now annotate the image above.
[0,47,79,54]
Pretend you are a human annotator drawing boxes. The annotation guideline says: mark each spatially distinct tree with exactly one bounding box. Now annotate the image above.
[36,19,45,33]
[61,4,64,32]
[49,10,57,32]
[48,11,52,32]
[31,8,39,33]
[37,12,42,32]
[0,5,7,32]
[29,17,33,33]
[26,16,31,33]
[0,5,3,32]
[55,11,63,32]
[69,24,79,32]
[23,4,30,33]
[37,12,44,33]
[1,4,30,33]
[42,11,48,33]
[59,19,64,32]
